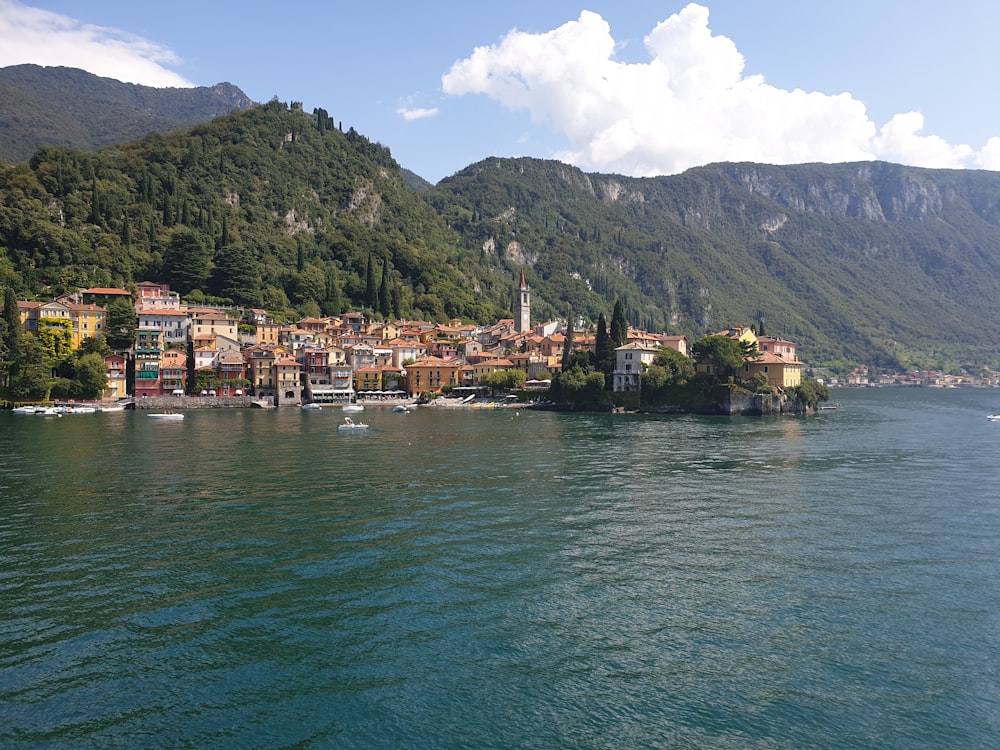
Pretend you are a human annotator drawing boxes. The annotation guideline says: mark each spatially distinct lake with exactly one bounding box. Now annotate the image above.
[2,387,999,748]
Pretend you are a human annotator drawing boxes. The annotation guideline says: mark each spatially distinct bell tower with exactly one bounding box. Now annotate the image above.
[514,268,531,333]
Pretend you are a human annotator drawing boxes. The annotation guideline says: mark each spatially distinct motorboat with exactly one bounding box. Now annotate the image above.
[97,403,127,412]
[342,391,364,412]
[33,407,62,417]
[338,416,368,431]
[12,406,39,415]
[148,413,184,421]
[301,402,323,411]
[393,404,409,413]
[988,413,1000,421]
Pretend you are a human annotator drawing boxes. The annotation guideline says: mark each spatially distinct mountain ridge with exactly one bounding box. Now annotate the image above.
[0,86,998,372]
[0,64,256,164]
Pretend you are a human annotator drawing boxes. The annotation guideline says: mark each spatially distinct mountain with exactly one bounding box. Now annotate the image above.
[428,158,1000,370]
[1,99,999,372]
[0,64,255,164]
[0,101,511,327]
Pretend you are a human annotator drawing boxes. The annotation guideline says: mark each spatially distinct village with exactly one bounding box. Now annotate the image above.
[11,269,824,409]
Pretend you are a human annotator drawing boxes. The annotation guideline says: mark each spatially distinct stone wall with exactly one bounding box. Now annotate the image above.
[133,396,255,410]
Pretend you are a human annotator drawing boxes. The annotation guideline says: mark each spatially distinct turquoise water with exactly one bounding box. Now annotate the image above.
[2,388,999,748]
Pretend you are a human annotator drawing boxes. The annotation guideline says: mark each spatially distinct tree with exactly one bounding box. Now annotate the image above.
[323,263,342,316]
[691,335,745,383]
[610,299,627,346]
[652,346,695,383]
[105,297,137,351]
[482,368,526,394]
[364,254,377,311]
[8,334,51,401]
[72,352,108,399]
[791,380,830,409]
[213,243,262,307]
[561,313,575,372]
[594,311,615,375]
[378,261,391,316]
[552,365,606,408]
[162,227,212,295]
[1,287,19,376]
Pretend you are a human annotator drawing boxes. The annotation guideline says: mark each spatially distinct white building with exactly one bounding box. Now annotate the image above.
[612,342,659,392]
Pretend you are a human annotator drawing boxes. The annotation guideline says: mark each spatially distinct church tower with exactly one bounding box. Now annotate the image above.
[514,268,531,333]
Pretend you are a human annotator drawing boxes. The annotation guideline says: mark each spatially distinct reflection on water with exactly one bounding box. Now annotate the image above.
[2,388,999,748]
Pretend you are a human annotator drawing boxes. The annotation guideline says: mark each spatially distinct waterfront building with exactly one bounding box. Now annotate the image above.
[612,342,660,392]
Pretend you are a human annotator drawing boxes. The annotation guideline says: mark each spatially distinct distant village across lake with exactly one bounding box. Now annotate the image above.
[11,272,999,410]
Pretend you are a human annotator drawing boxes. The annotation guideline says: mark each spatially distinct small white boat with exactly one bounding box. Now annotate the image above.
[393,404,409,413]
[342,403,364,413]
[338,416,368,431]
[301,402,323,411]
[988,413,1000,421]
[12,406,38,415]
[98,404,126,412]
[148,413,184,421]
[33,407,62,417]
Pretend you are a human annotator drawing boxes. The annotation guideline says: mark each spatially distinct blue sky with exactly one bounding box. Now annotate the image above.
[2,0,1000,183]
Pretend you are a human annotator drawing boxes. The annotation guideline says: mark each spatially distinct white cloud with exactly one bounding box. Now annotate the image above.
[0,0,193,88]
[872,112,973,169]
[398,107,440,121]
[442,3,998,176]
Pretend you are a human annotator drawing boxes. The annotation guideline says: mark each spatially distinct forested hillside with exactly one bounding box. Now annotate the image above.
[2,99,999,371]
[429,158,1000,370]
[0,101,510,325]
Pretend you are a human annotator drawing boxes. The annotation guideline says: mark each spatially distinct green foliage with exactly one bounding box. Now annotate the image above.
[7,333,51,400]
[644,347,696,396]
[163,227,212,295]
[67,351,108,399]
[105,297,137,351]
[35,318,72,362]
[610,299,627,346]
[551,365,608,409]
[691,335,744,382]
[0,103,513,325]
[482,368,526,393]
[790,380,831,409]
[561,313,575,372]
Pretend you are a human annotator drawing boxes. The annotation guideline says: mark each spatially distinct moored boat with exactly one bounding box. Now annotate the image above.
[338,416,368,431]
[148,412,184,421]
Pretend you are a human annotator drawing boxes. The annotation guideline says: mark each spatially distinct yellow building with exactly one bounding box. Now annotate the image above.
[405,356,461,396]
[742,352,803,389]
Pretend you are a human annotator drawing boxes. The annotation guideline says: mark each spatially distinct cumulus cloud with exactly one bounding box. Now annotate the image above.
[442,3,993,176]
[0,0,193,88]
[398,107,440,121]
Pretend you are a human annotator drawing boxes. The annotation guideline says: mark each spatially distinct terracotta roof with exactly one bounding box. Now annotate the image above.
[81,287,131,295]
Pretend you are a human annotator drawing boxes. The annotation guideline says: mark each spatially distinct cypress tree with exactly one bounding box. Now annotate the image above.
[3,286,20,355]
[610,299,627,346]
[89,178,101,224]
[323,264,341,316]
[378,261,391,316]
[219,214,230,247]
[595,311,615,374]
[364,254,377,311]
[562,313,575,372]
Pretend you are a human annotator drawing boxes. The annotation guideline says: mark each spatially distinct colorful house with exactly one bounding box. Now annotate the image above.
[404,356,462,396]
